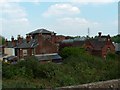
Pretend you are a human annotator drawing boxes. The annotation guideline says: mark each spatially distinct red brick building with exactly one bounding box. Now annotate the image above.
[4,29,66,59]
[4,29,115,59]
[55,35,66,43]
[59,32,115,58]
[84,32,115,58]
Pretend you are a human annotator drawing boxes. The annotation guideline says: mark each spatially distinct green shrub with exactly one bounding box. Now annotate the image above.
[106,52,116,60]
[2,47,120,88]
[60,47,85,59]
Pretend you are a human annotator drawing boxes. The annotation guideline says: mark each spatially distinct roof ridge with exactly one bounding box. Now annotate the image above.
[27,28,54,35]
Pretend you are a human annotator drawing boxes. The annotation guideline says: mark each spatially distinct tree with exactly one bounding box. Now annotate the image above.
[0,35,5,45]
[111,34,120,43]
[59,47,86,59]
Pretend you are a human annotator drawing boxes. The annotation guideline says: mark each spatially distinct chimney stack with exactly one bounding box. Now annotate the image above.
[26,35,31,43]
[17,35,23,44]
[51,32,56,44]
[98,32,102,37]
[107,34,111,41]
[11,36,14,42]
[11,36,16,47]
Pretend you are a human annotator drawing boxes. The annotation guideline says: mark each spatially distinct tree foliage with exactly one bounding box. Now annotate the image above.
[111,34,120,43]
[0,35,5,45]
[2,47,120,88]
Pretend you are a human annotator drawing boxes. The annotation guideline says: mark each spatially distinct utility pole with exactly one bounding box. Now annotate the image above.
[88,27,90,37]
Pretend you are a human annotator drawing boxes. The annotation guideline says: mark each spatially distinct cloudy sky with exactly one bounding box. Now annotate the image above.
[0,0,119,40]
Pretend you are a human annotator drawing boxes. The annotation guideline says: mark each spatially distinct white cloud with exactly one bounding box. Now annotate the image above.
[0,2,30,39]
[43,4,80,17]
[57,19,117,36]
[72,0,118,3]
[0,0,118,3]
[53,17,100,36]
[0,0,21,3]
[0,3,27,19]
[57,17,99,26]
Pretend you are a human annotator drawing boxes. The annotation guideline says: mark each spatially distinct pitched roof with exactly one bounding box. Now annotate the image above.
[15,39,38,49]
[7,41,14,48]
[35,53,62,61]
[95,35,110,41]
[87,39,106,50]
[27,29,55,35]
[6,39,25,48]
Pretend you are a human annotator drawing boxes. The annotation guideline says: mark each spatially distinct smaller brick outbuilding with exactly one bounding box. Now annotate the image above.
[84,32,115,58]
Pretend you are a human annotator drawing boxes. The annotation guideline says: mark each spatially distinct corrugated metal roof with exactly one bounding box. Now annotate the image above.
[74,37,86,41]
[60,38,85,47]
[35,53,62,61]
[61,39,74,43]
[61,37,86,43]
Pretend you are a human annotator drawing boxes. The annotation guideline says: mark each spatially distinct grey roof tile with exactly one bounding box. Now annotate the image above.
[27,29,55,35]
[87,39,106,50]
[15,39,38,49]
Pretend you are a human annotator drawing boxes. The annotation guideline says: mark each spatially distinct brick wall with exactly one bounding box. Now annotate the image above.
[58,79,120,89]
[35,35,58,54]
[55,36,66,43]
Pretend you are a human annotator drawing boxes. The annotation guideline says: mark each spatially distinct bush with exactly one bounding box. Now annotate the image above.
[60,47,85,59]
[2,48,120,88]
[106,52,116,60]
[2,63,16,79]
